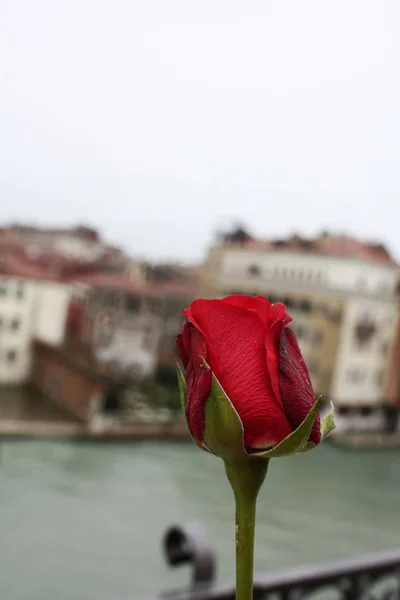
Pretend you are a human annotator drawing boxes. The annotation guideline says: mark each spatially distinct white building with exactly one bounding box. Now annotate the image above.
[331,296,397,404]
[77,275,164,380]
[0,275,72,384]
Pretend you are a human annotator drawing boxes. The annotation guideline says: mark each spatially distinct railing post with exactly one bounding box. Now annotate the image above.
[163,522,216,588]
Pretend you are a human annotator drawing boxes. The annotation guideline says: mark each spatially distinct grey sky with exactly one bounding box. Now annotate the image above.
[1,0,400,263]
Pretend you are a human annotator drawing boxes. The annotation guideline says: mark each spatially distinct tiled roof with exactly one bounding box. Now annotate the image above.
[1,223,99,241]
[242,233,397,266]
[0,238,128,283]
[0,251,61,281]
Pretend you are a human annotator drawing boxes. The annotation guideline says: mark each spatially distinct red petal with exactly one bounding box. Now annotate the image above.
[176,322,191,368]
[221,295,272,325]
[265,302,293,410]
[279,326,321,445]
[188,299,292,448]
[178,323,212,443]
[268,302,292,329]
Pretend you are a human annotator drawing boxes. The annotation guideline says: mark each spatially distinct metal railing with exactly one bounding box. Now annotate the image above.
[137,523,400,600]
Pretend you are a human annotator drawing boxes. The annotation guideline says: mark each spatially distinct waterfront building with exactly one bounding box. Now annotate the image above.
[0,224,129,390]
[0,223,128,273]
[74,273,198,374]
[200,229,400,431]
[30,274,198,422]
[0,274,72,384]
[0,222,198,421]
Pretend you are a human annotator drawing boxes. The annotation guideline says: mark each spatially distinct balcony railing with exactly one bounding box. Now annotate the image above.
[334,404,400,436]
[136,523,400,600]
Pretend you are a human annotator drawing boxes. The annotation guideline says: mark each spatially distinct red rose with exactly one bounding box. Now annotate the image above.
[176,294,321,453]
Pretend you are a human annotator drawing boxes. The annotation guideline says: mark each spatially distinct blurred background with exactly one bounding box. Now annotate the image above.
[1,1,400,599]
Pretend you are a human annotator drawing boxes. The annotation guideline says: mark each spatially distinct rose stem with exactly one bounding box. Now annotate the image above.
[224,459,270,600]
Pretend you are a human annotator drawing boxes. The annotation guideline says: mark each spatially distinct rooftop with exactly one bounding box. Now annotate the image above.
[0,225,198,297]
[0,224,129,283]
[219,228,397,266]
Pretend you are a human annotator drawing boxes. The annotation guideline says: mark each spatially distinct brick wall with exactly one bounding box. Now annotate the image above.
[32,341,106,422]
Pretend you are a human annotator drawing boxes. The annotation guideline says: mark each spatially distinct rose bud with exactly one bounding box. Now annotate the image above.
[176,295,334,459]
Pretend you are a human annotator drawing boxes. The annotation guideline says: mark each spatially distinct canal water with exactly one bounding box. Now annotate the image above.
[0,440,399,600]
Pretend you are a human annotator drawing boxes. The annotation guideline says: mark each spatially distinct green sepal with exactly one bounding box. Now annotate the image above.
[250,396,323,458]
[299,401,336,452]
[202,367,247,460]
[321,401,336,439]
[176,361,186,413]
[175,361,212,453]
[299,441,315,453]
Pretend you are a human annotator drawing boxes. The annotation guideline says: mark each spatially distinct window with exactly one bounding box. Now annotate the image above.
[248,264,261,277]
[354,319,376,349]
[10,318,20,331]
[283,297,294,309]
[126,294,141,313]
[346,368,366,384]
[16,281,25,299]
[6,350,17,363]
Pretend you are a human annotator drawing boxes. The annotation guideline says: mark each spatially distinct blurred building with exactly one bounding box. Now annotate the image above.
[32,274,197,421]
[0,224,129,376]
[200,228,400,412]
[0,223,199,421]
[0,223,128,275]
[385,310,400,403]
[0,275,71,384]
[140,263,199,368]
[71,274,162,379]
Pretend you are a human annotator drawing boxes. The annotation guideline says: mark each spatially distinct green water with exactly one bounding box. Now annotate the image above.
[0,440,399,600]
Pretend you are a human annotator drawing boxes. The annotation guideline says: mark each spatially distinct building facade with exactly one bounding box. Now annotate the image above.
[0,275,72,384]
[200,232,400,409]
